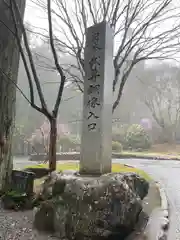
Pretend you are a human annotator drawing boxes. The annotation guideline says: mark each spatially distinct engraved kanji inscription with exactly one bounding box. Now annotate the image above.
[92,32,101,50]
[89,56,100,70]
[88,123,96,131]
[87,84,100,95]
[88,72,100,82]
[87,97,100,108]
[87,111,99,120]
[88,56,100,82]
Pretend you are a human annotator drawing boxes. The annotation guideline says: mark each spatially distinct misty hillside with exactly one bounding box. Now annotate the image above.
[15,43,180,140]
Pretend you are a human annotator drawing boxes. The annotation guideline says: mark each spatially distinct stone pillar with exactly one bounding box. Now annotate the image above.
[80,21,114,175]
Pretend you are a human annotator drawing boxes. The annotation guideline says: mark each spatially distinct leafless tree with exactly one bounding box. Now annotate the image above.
[31,0,180,112]
[1,0,67,171]
[139,64,180,142]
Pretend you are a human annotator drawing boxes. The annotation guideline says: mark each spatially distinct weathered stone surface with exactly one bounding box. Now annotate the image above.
[34,172,149,239]
[80,21,114,175]
[35,171,60,201]
[33,200,55,232]
[121,172,149,200]
[35,170,78,201]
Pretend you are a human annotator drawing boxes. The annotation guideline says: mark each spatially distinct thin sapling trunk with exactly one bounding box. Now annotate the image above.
[48,117,57,171]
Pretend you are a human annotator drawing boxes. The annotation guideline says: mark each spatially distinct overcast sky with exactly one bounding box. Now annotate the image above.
[25,0,180,30]
[24,0,180,66]
[25,1,46,29]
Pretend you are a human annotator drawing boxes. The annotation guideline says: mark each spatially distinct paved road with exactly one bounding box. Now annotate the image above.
[13,157,180,239]
[13,156,37,169]
[114,158,179,240]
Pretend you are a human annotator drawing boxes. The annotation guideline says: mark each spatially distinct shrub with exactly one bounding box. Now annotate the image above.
[112,124,129,146]
[125,124,151,150]
[70,136,81,151]
[112,141,123,152]
[58,135,80,152]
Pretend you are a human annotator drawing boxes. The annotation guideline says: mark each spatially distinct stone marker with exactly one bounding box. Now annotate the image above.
[1,170,35,210]
[11,170,35,196]
[80,21,114,175]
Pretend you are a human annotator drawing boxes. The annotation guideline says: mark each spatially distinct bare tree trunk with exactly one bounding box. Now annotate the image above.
[0,0,26,191]
[48,118,57,171]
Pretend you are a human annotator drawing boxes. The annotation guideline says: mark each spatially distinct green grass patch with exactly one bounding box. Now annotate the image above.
[25,162,152,182]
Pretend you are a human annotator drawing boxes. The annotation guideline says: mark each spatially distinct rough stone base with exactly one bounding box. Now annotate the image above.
[34,171,149,240]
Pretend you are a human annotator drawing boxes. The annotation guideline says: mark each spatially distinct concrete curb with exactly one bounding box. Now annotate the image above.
[156,182,169,212]
[143,182,169,240]
[29,152,180,162]
[126,181,169,240]
[156,182,169,239]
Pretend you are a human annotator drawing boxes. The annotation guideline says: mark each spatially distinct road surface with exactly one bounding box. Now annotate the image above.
[113,158,179,240]
[13,157,180,239]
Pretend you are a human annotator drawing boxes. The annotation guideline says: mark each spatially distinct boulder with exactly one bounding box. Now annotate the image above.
[34,172,149,239]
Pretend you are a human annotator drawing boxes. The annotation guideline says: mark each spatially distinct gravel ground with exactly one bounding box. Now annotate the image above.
[0,204,59,240]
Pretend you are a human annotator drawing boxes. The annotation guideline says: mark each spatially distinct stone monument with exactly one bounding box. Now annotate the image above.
[80,21,114,175]
[33,22,150,240]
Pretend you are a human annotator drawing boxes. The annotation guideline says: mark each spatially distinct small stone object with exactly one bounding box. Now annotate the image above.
[1,170,35,210]
[160,217,169,231]
[11,170,35,196]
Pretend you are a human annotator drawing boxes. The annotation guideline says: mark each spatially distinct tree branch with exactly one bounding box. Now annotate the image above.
[11,0,49,112]
[47,0,66,118]
[30,0,180,112]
